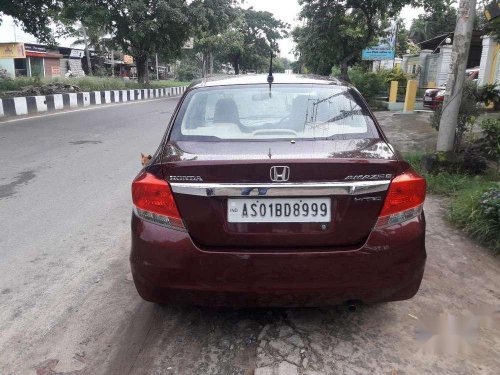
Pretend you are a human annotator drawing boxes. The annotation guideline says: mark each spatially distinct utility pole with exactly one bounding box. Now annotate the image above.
[111,49,115,77]
[436,0,476,152]
[81,23,93,76]
[155,53,159,80]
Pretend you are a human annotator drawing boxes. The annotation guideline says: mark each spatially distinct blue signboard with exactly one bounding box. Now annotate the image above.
[362,47,395,61]
[362,21,397,60]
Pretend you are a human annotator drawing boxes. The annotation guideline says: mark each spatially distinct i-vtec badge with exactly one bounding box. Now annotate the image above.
[345,174,392,181]
[169,175,204,182]
[354,196,382,202]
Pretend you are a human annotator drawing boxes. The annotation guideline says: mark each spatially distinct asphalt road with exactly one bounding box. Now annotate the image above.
[0,101,499,375]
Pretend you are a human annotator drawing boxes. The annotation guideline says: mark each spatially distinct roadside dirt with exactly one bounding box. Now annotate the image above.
[375,111,437,153]
[10,195,499,375]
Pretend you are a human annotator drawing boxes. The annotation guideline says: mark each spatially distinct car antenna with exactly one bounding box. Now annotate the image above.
[267,51,274,96]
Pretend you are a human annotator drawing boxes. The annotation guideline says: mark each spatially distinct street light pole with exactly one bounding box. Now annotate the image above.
[436,0,476,152]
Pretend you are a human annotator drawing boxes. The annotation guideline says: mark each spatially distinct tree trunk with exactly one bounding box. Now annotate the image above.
[201,51,208,78]
[209,51,214,75]
[231,56,240,75]
[81,23,92,76]
[144,56,150,84]
[136,56,147,84]
[340,62,349,82]
[339,49,356,82]
[436,0,477,152]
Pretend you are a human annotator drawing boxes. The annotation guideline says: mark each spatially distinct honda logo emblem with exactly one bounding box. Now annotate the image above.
[270,166,290,182]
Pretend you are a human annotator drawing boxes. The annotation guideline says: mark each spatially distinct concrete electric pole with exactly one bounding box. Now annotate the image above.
[111,50,115,77]
[436,0,476,152]
[156,53,159,81]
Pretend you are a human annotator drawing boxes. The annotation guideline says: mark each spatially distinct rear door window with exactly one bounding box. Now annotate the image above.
[170,84,379,141]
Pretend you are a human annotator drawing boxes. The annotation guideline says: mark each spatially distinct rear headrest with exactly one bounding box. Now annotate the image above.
[213,98,240,124]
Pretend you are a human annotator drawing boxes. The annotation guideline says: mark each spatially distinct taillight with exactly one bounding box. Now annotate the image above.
[376,169,426,228]
[132,172,185,230]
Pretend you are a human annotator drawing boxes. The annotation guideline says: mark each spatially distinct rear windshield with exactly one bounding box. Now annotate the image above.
[169,84,379,141]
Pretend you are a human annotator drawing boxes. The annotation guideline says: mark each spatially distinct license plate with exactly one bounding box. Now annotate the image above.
[227,198,331,223]
[424,97,432,102]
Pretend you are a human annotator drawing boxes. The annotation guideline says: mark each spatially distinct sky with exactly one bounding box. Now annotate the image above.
[0,1,424,60]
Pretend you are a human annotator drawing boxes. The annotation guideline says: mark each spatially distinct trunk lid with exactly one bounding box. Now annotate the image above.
[160,139,398,250]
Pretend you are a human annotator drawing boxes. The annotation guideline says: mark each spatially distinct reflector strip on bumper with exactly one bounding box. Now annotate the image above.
[375,204,423,228]
[134,206,186,231]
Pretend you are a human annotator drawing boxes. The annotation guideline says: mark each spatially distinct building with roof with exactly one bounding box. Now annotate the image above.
[0,43,63,78]
[401,31,485,88]
[478,35,500,86]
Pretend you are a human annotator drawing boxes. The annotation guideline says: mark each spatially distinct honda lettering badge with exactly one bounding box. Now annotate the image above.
[270,166,290,182]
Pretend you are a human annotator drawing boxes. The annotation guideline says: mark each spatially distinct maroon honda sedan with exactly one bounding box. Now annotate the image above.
[130,74,427,307]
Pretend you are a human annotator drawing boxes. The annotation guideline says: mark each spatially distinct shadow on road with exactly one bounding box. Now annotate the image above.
[104,299,385,375]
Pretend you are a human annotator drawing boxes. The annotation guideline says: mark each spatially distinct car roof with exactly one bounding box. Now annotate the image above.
[189,74,347,89]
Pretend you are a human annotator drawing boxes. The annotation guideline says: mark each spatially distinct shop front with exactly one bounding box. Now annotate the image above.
[0,43,62,78]
[24,44,63,78]
[0,42,26,77]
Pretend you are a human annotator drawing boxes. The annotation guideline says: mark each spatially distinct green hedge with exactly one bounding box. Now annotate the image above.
[0,76,189,93]
[330,65,409,102]
[449,185,500,251]
[348,66,387,101]
[405,152,499,251]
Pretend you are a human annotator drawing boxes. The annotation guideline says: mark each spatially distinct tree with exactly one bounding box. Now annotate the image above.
[3,1,193,83]
[217,23,245,74]
[274,57,292,73]
[71,30,116,76]
[103,0,192,84]
[436,0,477,152]
[395,19,413,57]
[218,7,288,74]
[0,0,62,43]
[190,0,238,76]
[294,0,410,81]
[409,0,458,43]
[58,3,111,76]
[176,49,203,80]
[290,60,303,74]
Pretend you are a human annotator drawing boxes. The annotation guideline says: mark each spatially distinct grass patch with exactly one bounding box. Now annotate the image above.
[404,151,499,251]
[425,172,495,196]
[404,152,496,196]
[0,77,40,91]
[449,185,500,251]
[0,76,189,93]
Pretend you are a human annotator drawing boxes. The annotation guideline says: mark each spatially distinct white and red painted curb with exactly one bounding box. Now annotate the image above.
[0,86,188,118]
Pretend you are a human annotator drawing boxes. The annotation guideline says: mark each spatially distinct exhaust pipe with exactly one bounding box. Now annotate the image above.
[345,300,357,312]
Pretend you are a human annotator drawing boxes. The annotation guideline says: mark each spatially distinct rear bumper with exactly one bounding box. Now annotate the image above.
[130,213,426,307]
[423,97,443,109]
